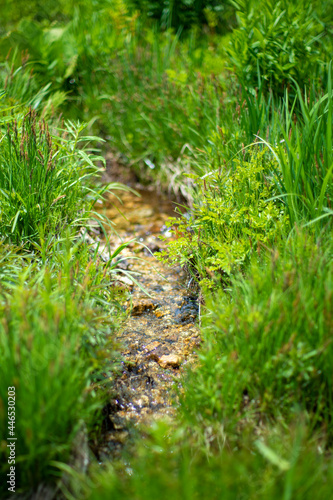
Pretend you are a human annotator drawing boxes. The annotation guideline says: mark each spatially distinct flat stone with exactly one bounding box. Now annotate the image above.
[127,207,154,223]
[144,341,161,352]
[129,299,157,316]
[117,275,134,287]
[154,309,165,318]
[158,354,181,369]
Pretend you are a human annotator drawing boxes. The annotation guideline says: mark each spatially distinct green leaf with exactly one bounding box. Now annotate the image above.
[11,210,21,233]
[255,440,290,471]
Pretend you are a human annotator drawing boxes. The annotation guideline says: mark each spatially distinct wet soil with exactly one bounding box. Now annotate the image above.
[93,187,201,460]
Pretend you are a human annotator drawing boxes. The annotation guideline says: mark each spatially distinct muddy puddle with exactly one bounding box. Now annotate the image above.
[91,187,201,460]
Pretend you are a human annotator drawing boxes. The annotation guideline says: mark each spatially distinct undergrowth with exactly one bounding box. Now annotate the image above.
[0,0,333,498]
[162,149,289,284]
[180,232,333,435]
[0,63,129,494]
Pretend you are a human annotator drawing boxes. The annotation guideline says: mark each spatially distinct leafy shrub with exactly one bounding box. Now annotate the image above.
[227,0,329,94]
[163,150,288,284]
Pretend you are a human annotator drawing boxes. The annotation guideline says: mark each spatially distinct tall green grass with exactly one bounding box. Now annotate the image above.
[180,232,333,438]
[263,69,333,227]
[0,109,107,246]
[0,238,122,494]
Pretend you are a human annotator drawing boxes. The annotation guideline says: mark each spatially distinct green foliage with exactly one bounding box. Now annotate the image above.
[163,150,288,282]
[0,240,121,494]
[171,70,333,285]
[1,1,333,497]
[101,45,225,171]
[180,232,333,436]
[0,4,231,176]
[0,0,97,29]
[228,0,330,94]
[0,109,106,246]
[0,3,136,118]
[0,18,86,116]
[0,57,53,112]
[263,71,333,227]
[128,0,235,32]
[69,422,333,500]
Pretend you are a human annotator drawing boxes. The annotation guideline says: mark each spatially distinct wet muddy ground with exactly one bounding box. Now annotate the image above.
[92,187,201,460]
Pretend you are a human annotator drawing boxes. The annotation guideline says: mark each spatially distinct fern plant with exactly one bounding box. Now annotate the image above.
[162,150,289,285]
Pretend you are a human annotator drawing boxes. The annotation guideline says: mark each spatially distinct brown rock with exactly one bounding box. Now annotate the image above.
[143,341,170,362]
[154,309,165,318]
[158,354,181,369]
[129,299,158,316]
[165,333,178,342]
[144,341,161,352]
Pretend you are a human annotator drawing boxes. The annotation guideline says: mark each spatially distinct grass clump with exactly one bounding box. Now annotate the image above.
[0,238,121,495]
[0,109,106,247]
[266,72,333,226]
[180,232,333,436]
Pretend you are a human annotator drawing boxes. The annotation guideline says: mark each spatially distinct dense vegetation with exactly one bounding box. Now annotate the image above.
[0,0,333,498]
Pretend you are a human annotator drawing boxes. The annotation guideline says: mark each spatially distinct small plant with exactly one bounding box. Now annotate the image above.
[162,150,288,284]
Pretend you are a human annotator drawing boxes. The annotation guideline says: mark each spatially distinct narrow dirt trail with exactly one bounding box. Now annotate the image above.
[94,187,201,460]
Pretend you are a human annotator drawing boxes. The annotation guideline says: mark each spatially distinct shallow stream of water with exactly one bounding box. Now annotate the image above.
[93,186,200,460]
